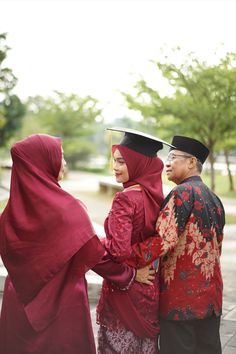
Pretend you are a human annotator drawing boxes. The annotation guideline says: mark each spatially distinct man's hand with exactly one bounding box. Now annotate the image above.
[135,265,156,285]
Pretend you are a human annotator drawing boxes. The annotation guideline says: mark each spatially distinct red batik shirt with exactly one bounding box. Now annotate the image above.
[127,176,225,321]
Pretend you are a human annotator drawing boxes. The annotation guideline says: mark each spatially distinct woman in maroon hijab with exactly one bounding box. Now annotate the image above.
[0,134,135,354]
[96,128,173,354]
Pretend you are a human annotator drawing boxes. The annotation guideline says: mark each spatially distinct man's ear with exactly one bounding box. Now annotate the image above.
[188,156,197,170]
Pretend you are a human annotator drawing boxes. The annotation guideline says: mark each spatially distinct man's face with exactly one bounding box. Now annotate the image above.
[165,150,194,184]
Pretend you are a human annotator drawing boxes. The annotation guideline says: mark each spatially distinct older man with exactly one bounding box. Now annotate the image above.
[130,135,225,354]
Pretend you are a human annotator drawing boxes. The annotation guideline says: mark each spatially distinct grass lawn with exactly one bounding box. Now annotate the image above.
[162,172,236,199]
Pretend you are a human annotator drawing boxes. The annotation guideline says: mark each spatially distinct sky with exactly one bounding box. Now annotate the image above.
[1,0,236,121]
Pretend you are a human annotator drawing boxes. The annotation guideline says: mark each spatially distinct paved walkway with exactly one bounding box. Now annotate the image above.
[0,170,236,352]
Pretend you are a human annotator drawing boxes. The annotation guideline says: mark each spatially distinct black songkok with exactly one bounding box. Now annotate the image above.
[170,136,209,164]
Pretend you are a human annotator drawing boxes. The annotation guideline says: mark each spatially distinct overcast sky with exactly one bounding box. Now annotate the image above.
[1,0,236,120]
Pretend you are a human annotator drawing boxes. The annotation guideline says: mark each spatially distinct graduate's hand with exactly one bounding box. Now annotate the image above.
[135,265,155,285]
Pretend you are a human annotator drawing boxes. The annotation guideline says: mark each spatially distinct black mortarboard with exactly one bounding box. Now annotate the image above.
[107,127,174,157]
[170,135,209,164]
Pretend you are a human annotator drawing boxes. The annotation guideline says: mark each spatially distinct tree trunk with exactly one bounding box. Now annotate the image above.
[208,150,215,192]
[224,149,234,191]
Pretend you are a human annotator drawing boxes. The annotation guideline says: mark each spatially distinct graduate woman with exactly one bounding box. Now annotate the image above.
[96,128,173,354]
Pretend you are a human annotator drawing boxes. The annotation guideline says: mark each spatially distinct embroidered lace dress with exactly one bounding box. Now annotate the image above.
[96,186,160,354]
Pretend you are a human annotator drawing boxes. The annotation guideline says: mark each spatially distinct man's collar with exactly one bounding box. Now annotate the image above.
[181,175,202,184]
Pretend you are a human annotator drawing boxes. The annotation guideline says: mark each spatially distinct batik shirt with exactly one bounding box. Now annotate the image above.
[128,176,225,321]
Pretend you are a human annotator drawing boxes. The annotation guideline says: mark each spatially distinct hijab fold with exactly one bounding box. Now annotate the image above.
[0,134,104,304]
[112,144,164,236]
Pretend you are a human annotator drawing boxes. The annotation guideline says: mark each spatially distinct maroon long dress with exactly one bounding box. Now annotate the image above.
[0,134,105,354]
[96,145,164,354]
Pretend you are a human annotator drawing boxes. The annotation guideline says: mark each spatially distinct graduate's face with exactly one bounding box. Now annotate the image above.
[113,149,129,183]
[57,148,67,181]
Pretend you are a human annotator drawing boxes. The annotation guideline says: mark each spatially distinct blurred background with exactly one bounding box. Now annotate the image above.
[1,1,236,348]
[0,0,236,201]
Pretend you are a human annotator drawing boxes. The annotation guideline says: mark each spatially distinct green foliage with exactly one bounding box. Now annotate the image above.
[0,33,25,146]
[155,54,236,149]
[0,33,17,92]
[123,49,236,191]
[24,92,103,166]
[0,95,25,144]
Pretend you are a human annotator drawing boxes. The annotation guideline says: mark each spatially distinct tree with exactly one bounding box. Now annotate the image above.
[26,92,103,167]
[123,50,236,191]
[0,33,25,146]
[217,134,236,192]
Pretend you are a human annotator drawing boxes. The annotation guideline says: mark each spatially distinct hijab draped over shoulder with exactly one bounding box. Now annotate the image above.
[112,144,164,236]
[96,145,164,339]
[0,134,104,304]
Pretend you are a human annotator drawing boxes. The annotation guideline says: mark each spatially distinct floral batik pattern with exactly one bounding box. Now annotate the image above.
[129,176,225,321]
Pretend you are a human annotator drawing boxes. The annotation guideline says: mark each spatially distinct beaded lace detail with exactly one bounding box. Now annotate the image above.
[97,326,159,354]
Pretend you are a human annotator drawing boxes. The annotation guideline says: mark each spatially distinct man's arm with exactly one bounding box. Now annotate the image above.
[127,187,193,268]
[92,253,155,288]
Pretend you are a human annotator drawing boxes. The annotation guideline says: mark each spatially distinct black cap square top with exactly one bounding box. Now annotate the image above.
[170,135,209,164]
[107,127,174,157]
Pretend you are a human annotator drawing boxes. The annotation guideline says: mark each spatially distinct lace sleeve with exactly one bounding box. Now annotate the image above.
[104,192,134,262]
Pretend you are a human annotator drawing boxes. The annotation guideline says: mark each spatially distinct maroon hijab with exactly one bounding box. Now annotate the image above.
[112,144,164,235]
[0,134,104,304]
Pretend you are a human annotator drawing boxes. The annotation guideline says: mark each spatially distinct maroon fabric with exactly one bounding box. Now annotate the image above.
[112,144,164,235]
[0,134,104,304]
[0,134,106,353]
[108,289,159,338]
[92,253,136,289]
[0,272,96,354]
[97,190,160,340]
[97,144,164,342]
